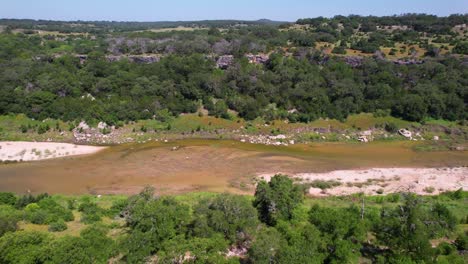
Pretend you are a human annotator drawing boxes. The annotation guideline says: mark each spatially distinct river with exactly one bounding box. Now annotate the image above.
[0,140,466,195]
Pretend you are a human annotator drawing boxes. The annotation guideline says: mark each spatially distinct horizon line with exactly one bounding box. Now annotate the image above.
[1,13,466,24]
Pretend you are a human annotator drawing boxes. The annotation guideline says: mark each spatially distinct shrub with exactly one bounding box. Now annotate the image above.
[308,180,341,190]
[19,124,28,133]
[37,124,50,134]
[0,192,16,206]
[78,199,103,224]
[384,122,398,133]
[48,219,68,232]
[454,232,467,250]
[423,186,435,193]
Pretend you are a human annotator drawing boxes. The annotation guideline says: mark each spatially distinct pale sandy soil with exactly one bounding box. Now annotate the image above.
[0,141,106,161]
[258,167,467,196]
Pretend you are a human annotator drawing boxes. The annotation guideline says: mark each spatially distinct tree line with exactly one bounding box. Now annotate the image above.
[0,176,467,263]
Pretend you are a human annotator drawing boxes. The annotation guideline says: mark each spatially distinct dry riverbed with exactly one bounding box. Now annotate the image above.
[0,141,106,161]
[258,167,468,196]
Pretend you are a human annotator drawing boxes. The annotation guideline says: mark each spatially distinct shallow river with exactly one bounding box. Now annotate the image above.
[0,140,466,194]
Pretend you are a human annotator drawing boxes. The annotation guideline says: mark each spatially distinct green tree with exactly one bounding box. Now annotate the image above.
[192,194,259,243]
[309,205,366,263]
[247,227,283,264]
[0,231,50,264]
[253,175,303,226]
[375,194,435,262]
[121,188,190,263]
[0,205,20,237]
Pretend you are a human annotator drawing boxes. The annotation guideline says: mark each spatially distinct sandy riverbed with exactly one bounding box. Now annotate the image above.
[0,141,106,161]
[258,167,467,196]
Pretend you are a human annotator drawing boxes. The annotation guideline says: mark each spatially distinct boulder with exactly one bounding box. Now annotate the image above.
[97,122,108,130]
[77,121,90,130]
[398,129,412,139]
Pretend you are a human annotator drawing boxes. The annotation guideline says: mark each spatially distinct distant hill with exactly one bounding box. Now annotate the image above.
[0,18,290,33]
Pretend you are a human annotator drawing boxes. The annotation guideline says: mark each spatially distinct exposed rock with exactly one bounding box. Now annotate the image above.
[269,134,286,140]
[77,121,90,130]
[360,130,373,136]
[398,129,412,139]
[246,54,269,64]
[358,136,369,143]
[393,59,424,65]
[216,55,234,69]
[81,93,95,101]
[97,122,108,130]
[344,56,364,67]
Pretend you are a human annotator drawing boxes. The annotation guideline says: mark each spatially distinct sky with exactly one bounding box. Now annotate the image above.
[1,0,467,22]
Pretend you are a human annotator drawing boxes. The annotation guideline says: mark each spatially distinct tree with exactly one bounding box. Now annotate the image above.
[392,94,427,122]
[253,175,303,226]
[121,188,190,263]
[452,41,468,55]
[158,234,232,264]
[375,194,435,262]
[192,194,259,244]
[46,236,93,264]
[0,193,16,206]
[275,222,325,264]
[247,227,283,264]
[309,205,366,263]
[0,231,50,264]
[0,205,20,237]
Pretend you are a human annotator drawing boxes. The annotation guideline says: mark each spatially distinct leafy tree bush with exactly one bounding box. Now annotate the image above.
[0,231,50,264]
[78,199,103,224]
[48,219,67,232]
[452,41,468,55]
[15,193,49,208]
[0,192,16,206]
[192,194,258,243]
[375,194,439,262]
[0,205,20,237]
[254,175,303,226]
[120,188,190,263]
[309,205,366,263]
[247,227,283,264]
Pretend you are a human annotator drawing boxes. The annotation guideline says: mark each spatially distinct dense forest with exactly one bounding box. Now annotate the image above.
[0,175,467,263]
[0,14,467,125]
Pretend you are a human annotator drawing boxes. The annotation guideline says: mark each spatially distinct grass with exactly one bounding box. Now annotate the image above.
[0,114,72,142]
[0,112,465,146]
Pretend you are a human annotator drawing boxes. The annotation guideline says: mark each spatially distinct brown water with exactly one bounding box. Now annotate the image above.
[0,140,466,195]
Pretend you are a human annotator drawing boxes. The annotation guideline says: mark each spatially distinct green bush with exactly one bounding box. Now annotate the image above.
[48,220,67,232]
[0,192,16,206]
[454,232,467,250]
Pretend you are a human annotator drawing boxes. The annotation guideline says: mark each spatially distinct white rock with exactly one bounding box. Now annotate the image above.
[97,122,108,130]
[77,121,90,130]
[398,129,412,139]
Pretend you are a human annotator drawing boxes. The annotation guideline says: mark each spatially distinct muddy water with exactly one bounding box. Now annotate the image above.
[0,140,466,195]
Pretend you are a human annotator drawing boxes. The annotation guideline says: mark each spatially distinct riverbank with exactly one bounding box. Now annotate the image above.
[258,167,468,196]
[0,113,466,151]
[0,141,106,162]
